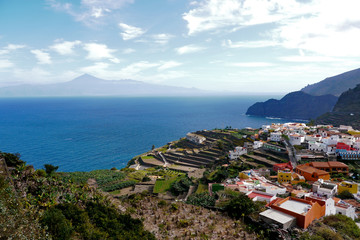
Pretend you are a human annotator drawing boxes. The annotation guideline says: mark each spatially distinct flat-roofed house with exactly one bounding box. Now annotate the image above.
[260,197,325,229]
[246,190,277,203]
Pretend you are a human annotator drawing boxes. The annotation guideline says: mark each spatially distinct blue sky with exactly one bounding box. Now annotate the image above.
[1,0,360,93]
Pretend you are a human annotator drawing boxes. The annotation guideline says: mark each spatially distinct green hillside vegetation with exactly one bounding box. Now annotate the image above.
[301,215,360,240]
[316,84,360,128]
[0,152,155,240]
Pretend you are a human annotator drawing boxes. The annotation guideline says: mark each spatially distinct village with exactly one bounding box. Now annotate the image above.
[125,122,360,235]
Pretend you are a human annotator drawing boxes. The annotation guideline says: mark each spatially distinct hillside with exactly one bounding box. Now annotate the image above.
[0,74,205,97]
[316,84,360,128]
[302,68,360,96]
[246,91,338,120]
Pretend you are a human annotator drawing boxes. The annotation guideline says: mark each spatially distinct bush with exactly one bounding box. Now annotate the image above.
[142,176,151,182]
[171,177,193,196]
[41,208,73,240]
[186,192,215,208]
[322,214,360,238]
[224,193,257,219]
[101,180,136,192]
[35,169,47,177]
[1,152,25,167]
[44,164,59,176]
[338,190,354,199]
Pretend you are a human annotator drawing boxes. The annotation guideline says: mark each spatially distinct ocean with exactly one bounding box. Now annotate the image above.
[0,96,293,172]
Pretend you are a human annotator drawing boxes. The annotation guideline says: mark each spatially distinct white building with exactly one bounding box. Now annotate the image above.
[306,135,322,142]
[335,201,357,220]
[312,180,338,198]
[322,135,340,146]
[270,132,282,142]
[306,195,336,216]
[308,141,325,152]
[186,133,206,144]
[253,141,263,149]
[289,134,305,146]
[229,146,247,160]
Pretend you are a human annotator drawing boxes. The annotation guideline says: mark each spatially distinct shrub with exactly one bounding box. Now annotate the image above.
[41,208,73,240]
[170,177,193,196]
[224,193,257,219]
[101,180,136,192]
[1,152,25,167]
[35,169,47,177]
[338,190,354,199]
[158,200,167,207]
[44,164,59,176]
[186,192,215,208]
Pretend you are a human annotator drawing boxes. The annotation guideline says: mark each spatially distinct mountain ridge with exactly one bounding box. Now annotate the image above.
[301,68,360,96]
[0,74,206,97]
[316,84,360,128]
[246,91,338,120]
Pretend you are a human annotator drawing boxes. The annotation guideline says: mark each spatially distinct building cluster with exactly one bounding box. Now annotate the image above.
[220,122,360,230]
[263,123,360,160]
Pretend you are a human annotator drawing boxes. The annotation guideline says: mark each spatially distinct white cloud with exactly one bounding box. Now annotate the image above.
[50,40,81,55]
[109,58,121,63]
[31,49,52,64]
[152,34,174,45]
[119,23,146,40]
[230,62,274,67]
[176,44,205,55]
[47,0,134,25]
[0,44,26,55]
[83,43,116,60]
[183,0,307,35]
[78,60,183,82]
[13,67,52,83]
[81,62,110,74]
[223,39,278,48]
[271,0,360,57]
[120,61,160,76]
[158,61,182,71]
[278,55,339,63]
[123,48,135,54]
[0,59,14,69]
[184,0,360,57]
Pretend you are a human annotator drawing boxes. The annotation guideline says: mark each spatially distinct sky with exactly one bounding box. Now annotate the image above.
[1,0,360,93]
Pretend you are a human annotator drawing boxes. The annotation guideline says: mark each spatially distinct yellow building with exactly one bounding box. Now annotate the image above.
[278,170,305,184]
[278,170,292,183]
[338,181,358,194]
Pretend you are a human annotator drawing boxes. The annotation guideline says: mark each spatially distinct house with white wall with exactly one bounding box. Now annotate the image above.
[270,132,282,142]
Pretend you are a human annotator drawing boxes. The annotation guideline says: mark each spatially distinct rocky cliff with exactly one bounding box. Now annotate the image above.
[246,91,338,120]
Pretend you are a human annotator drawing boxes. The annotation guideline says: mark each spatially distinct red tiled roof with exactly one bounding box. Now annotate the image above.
[310,162,329,168]
[328,161,348,168]
[296,164,329,175]
[248,192,273,199]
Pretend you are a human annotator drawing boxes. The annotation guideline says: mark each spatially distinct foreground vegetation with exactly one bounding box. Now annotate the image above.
[0,152,155,240]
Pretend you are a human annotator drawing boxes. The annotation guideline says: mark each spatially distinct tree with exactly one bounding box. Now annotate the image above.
[225,193,257,219]
[338,190,354,200]
[1,152,25,167]
[44,164,59,176]
[41,208,73,240]
[170,177,192,196]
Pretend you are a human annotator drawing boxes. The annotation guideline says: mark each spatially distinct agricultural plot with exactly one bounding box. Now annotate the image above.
[59,169,129,192]
[153,176,179,193]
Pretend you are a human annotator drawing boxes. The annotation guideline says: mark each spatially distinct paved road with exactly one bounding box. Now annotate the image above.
[284,140,297,168]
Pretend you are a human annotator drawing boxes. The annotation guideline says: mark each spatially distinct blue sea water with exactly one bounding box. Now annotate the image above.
[0,96,293,172]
